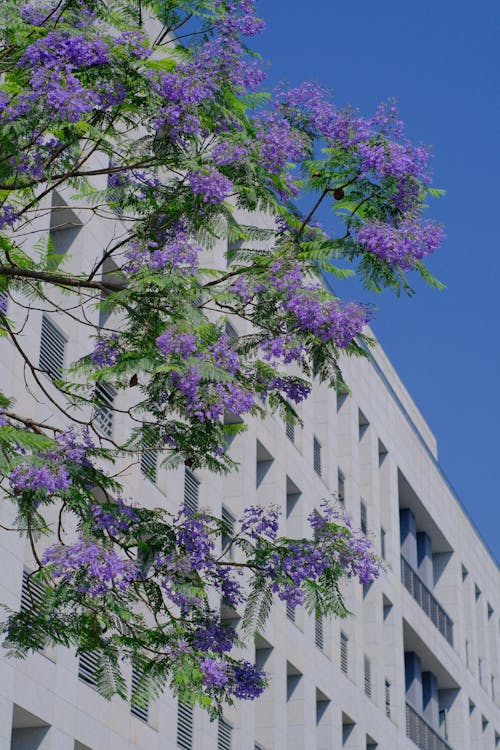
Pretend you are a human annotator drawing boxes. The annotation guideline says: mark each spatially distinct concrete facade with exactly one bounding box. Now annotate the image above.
[0,195,499,750]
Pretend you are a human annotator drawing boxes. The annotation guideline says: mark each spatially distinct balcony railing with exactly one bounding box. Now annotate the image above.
[401,556,454,646]
[406,703,452,750]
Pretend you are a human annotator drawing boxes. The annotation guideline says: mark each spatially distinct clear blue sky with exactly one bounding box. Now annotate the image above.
[254,0,500,561]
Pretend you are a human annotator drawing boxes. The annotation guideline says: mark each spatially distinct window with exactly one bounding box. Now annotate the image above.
[340,631,349,674]
[338,470,345,504]
[94,382,116,437]
[140,426,157,483]
[384,679,391,718]
[39,315,67,379]
[360,500,367,534]
[475,583,481,600]
[358,409,369,439]
[131,663,149,722]
[364,655,372,698]
[378,439,388,465]
[218,718,232,750]
[20,570,44,613]
[78,651,99,687]
[492,674,496,702]
[313,436,322,477]
[286,419,295,443]
[315,614,324,651]
[177,702,193,750]
[184,468,199,512]
[380,527,387,560]
[286,603,295,622]
[465,639,470,669]
[0,290,8,314]
[221,506,235,559]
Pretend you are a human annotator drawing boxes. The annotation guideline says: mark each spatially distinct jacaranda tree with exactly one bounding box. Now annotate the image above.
[0,0,444,715]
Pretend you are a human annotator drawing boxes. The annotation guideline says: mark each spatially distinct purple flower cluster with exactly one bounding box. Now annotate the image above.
[156,329,254,421]
[192,620,236,653]
[355,219,445,270]
[125,223,201,273]
[188,169,233,204]
[8,428,93,500]
[9,463,71,496]
[268,262,370,347]
[212,141,249,167]
[91,498,138,536]
[308,502,380,585]
[0,205,20,230]
[260,335,306,365]
[200,657,229,688]
[230,661,266,700]
[90,336,119,368]
[156,328,197,358]
[42,538,138,596]
[240,505,280,541]
[264,541,328,607]
[254,113,306,174]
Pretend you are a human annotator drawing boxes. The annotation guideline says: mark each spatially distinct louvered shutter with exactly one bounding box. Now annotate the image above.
[140,426,157,483]
[131,663,149,722]
[364,655,372,698]
[221,506,235,559]
[94,382,116,437]
[20,570,44,612]
[39,315,66,379]
[313,437,322,476]
[286,420,295,443]
[340,632,348,674]
[218,718,232,750]
[177,701,193,749]
[315,615,324,650]
[78,651,99,686]
[286,603,295,622]
[0,290,8,314]
[184,468,199,512]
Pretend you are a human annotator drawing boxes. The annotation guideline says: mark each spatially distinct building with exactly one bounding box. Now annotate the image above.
[0,196,500,750]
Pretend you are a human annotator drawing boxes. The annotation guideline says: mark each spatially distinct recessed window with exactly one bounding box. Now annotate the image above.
[360,500,367,534]
[313,436,322,477]
[384,679,391,718]
[177,702,193,750]
[131,662,149,722]
[340,631,349,675]
[338,470,345,504]
[315,615,324,651]
[78,651,99,688]
[218,718,232,750]
[184,468,199,512]
[221,506,235,559]
[94,382,116,437]
[358,409,369,439]
[380,527,387,560]
[364,655,372,698]
[140,425,157,483]
[39,315,67,379]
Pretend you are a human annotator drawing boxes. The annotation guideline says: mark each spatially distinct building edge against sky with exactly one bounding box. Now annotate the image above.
[0,202,499,749]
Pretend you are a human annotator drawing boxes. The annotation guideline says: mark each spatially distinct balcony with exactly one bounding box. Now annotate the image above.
[406,703,452,750]
[401,556,453,646]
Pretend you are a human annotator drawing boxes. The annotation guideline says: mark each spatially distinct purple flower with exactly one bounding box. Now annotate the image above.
[230,661,266,700]
[90,336,119,368]
[156,328,197,358]
[42,538,138,596]
[355,219,444,270]
[192,620,235,653]
[188,169,233,204]
[199,657,229,688]
[240,505,280,541]
[9,464,71,495]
